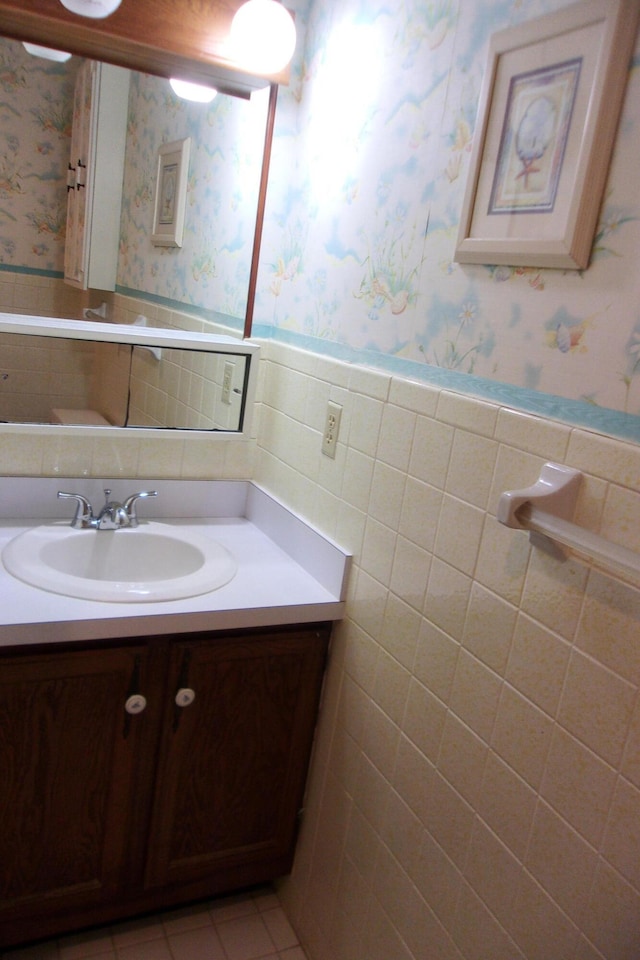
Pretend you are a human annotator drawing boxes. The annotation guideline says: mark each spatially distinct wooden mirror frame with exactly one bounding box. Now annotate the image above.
[0,0,290,94]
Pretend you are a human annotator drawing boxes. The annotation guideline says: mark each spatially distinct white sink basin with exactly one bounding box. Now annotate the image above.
[2,521,237,602]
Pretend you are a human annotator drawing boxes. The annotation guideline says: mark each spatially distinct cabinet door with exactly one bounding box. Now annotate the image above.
[64,59,93,288]
[63,61,128,291]
[0,644,152,935]
[145,627,329,893]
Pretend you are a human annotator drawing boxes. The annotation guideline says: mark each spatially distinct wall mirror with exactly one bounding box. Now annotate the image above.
[0,316,260,436]
[0,36,270,316]
[0,4,278,436]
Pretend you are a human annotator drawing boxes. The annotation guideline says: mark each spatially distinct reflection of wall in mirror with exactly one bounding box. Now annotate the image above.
[0,35,268,324]
[120,70,267,321]
[0,330,247,430]
[128,347,245,430]
[89,341,129,426]
[0,38,77,273]
[0,333,125,425]
[0,332,94,422]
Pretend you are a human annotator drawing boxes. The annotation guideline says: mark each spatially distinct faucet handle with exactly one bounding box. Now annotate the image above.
[122,490,158,527]
[58,491,94,529]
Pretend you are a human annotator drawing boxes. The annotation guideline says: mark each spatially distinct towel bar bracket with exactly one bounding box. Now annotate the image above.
[497,463,581,530]
[498,462,640,588]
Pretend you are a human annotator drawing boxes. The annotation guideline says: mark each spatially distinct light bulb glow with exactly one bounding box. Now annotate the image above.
[170,78,218,103]
[23,42,72,62]
[59,0,122,19]
[230,0,296,75]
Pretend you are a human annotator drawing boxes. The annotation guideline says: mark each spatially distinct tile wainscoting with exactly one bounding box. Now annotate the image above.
[257,340,640,960]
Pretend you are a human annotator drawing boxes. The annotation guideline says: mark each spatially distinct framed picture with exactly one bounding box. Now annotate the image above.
[152,138,191,247]
[454,0,639,270]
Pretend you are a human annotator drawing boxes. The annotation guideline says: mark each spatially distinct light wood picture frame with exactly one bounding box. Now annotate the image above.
[454,0,639,270]
[152,137,191,247]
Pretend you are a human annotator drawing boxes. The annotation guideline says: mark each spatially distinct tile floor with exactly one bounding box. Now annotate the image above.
[1,887,308,960]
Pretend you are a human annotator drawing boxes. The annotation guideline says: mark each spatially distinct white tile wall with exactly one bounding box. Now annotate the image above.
[253,340,640,960]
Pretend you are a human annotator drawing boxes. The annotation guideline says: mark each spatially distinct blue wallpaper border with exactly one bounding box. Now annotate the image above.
[0,264,61,279]
[115,287,245,333]
[254,324,640,446]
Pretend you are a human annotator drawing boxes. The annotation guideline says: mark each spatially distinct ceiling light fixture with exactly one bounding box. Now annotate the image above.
[58,0,122,19]
[230,0,296,75]
[22,42,72,62]
[169,78,218,103]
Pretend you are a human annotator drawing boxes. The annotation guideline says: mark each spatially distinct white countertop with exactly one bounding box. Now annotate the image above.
[0,480,351,647]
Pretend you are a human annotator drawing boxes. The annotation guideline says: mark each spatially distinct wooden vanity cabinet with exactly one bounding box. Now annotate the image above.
[0,623,330,948]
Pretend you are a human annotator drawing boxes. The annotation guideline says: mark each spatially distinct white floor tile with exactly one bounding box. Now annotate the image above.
[111,915,165,948]
[279,949,309,960]
[216,913,277,960]
[210,893,260,924]
[167,924,227,960]
[116,940,172,960]
[161,903,215,936]
[261,907,299,951]
[0,889,308,960]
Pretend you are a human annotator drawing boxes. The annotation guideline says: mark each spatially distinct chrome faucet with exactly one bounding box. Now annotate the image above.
[58,488,158,530]
[96,490,129,529]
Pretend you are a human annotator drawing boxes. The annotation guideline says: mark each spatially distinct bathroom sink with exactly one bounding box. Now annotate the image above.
[2,521,237,602]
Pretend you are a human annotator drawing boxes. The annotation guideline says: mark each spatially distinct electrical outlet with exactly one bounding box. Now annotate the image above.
[322,401,342,458]
[221,360,234,405]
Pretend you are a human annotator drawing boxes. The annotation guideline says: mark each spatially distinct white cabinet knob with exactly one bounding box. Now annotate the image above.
[125,694,147,715]
[175,687,196,707]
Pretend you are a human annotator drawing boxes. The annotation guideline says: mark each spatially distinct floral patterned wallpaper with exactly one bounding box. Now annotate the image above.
[118,73,268,322]
[0,38,76,272]
[254,0,640,436]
